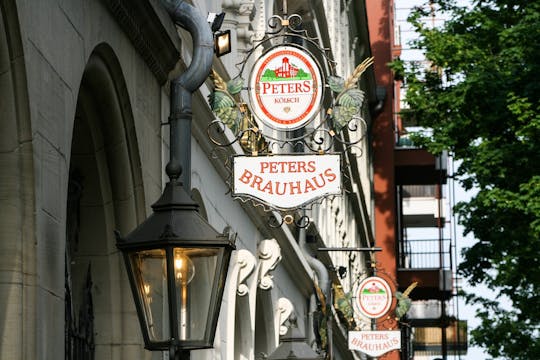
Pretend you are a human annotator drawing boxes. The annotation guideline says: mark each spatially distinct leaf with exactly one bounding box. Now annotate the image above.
[332,105,358,129]
[328,75,345,93]
[338,88,365,108]
[215,106,240,132]
[209,90,235,110]
[227,77,244,95]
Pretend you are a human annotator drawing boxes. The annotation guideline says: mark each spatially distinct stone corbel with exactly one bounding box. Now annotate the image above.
[236,249,257,296]
[257,239,282,290]
[277,298,294,336]
[222,0,256,49]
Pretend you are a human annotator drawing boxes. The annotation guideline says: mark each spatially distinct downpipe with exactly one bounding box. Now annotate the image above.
[160,0,214,190]
[298,217,332,357]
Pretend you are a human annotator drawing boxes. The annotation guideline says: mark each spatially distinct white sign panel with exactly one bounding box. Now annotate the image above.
[348,331,401,357]
[354,276,393,319]
[233,154,341,209]
[249,46,323,130]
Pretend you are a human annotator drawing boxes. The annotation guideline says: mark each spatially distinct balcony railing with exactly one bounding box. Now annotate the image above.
[399,237,452,270]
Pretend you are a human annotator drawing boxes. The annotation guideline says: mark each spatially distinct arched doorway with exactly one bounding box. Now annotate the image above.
[66,44,145,360]
[0,3,35,359]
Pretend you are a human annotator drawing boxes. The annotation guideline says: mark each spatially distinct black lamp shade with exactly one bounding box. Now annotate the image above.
[117,181,235,350]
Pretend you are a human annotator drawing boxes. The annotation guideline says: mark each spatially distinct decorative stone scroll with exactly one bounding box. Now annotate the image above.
[236,249,257,296]
[277,298,294,336]
[257,239,282,290]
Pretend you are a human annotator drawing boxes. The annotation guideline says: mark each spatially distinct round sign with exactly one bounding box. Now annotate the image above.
[248,46,323,130]
[354,277,393,319]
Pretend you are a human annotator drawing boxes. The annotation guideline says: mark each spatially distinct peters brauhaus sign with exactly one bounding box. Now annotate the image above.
[233,154,341,210]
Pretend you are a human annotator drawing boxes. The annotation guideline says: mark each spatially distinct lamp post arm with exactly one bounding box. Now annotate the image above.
[160,0,214,189]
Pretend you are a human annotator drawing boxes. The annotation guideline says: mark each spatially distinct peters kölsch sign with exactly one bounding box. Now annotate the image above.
[249,45,323,130]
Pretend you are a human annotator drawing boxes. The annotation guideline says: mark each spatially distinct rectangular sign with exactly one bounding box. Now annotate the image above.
[233,154,341,210]
[348,331,401,357]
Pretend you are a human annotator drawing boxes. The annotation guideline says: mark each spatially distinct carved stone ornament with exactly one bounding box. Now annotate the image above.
[257,239,282,290]
[278,298,294,336]
[222,0,255,16]
[236,249,257,296]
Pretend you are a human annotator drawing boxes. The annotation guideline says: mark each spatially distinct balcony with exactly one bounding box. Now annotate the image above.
[400,185,446,228]
[401,196,446,228]
[413,319,468,356]
[397,238,453,300]
[394,145,448,185]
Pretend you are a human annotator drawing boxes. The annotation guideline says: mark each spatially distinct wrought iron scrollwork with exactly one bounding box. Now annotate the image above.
[206,1,373,222]
[267,212,310,228]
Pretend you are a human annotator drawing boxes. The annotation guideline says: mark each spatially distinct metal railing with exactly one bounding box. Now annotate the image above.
[399,237,452,270]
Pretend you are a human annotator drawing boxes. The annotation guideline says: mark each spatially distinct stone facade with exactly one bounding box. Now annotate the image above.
[0,1,377,360]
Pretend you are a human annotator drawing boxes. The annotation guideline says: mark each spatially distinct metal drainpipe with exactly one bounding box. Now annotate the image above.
[298,217,332,357]
[160,0,214,190]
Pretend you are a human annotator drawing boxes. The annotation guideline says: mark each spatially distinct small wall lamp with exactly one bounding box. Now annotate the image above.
[214,30,231,57]
[208,12,231,57]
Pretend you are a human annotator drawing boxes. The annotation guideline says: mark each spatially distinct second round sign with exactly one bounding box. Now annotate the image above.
[354,276,393,319]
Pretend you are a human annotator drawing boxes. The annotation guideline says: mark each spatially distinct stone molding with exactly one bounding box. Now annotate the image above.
[101,0,180,84]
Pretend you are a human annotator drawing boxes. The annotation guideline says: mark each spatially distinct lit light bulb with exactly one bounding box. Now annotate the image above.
[143,283,152,304]
[174,251,195,285]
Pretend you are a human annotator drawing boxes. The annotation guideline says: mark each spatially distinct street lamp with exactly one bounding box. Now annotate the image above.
[116,1,235,359]
[116,179,235,355]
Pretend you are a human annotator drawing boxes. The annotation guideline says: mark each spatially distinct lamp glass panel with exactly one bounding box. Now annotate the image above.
[216,32,231,56]
[174,247,220,341]
[130,249,170,342]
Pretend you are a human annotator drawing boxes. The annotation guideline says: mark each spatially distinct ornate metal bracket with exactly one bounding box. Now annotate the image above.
[206,0,374,221]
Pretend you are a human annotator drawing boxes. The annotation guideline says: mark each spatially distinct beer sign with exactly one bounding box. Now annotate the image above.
[354,276,393,319]
[249,46,323,130]
[233,154,341,210]
[348,331,401,357]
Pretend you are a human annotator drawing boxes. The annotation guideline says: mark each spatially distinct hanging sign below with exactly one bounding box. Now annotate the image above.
[348,330,401,357]
[233,154,341,210]
[248,46,323,130]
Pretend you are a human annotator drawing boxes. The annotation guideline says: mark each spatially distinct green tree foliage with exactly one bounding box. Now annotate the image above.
[397,1,540,358]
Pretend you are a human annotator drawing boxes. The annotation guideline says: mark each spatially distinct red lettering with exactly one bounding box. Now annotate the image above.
[260,80,312,95]
[312,174,326,188]
[275,182,287,195]
[289,181,302,195]
[262,83,271,94]
[288,161,298,172]
[261,180,273,194]
[260,162,270,173]
[304,179,317,193]
[325,168,337,182]
[239,169,252,184]
[252,174,263,190]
